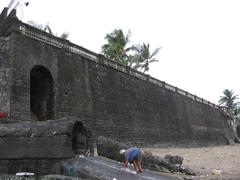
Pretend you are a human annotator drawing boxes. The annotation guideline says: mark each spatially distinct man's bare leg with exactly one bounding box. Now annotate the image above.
[133,160,138,171]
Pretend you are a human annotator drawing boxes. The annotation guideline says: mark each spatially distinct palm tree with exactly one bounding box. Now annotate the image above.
[219,89,239,109]
[219,89,240,119]
[131,43,161,73]
[102,29,132,65]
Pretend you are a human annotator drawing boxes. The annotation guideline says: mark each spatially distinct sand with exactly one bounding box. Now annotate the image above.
[144,144,240,179]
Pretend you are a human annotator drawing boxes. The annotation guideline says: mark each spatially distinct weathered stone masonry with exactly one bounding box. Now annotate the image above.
[0,36,10,113]
[0,8,234,147]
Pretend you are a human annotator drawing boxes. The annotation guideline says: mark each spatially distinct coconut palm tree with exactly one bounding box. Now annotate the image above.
[219,89,239,109]
[102,29,132,65]
[131,43,161,73]
[219,89,240,119]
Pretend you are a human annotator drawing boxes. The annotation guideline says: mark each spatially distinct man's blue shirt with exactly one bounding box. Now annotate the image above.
[124,148,141,163]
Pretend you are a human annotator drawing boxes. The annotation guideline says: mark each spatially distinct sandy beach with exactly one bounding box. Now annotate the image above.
[145,144,240,179]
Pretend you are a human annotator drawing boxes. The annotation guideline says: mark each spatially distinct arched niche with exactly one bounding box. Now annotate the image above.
[30,65,54,121]
[72,121,90,155]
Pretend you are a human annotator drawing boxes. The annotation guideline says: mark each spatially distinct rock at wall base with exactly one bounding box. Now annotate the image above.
[0,159,65,175]
[61,156,183,180]
[97,136,196,175]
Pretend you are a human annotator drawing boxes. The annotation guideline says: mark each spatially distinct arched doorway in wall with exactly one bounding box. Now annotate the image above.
[30,65,55,121]
[72,121,89,155]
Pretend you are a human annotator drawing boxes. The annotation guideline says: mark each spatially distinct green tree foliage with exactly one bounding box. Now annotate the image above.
[102,29,132,65]
[102,29,160,72]
[131,43,161,73]
[219,89,240,120]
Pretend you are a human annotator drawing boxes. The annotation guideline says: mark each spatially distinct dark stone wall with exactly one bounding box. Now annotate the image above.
[0,118,93,175]
[0,118,93,159]
[5,31,229,146]
[85,61,226,145]
[0,37,11,113]
[0,159,63,175]
[9,33,58,120]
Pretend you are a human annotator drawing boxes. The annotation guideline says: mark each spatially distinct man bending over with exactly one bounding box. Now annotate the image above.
[120,147,144,173]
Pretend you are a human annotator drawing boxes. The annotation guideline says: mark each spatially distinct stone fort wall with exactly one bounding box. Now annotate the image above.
[0,9,232,146]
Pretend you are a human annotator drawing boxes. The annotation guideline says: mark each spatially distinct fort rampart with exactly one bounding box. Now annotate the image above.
[0,8,234,146]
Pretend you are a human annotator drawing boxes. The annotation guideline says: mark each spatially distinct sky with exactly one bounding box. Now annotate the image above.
[0,0,240,104]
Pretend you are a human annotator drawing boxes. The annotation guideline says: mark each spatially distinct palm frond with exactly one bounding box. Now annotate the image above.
[150,47,161,59]
[149,59,159,63]
[219,89,240,116]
